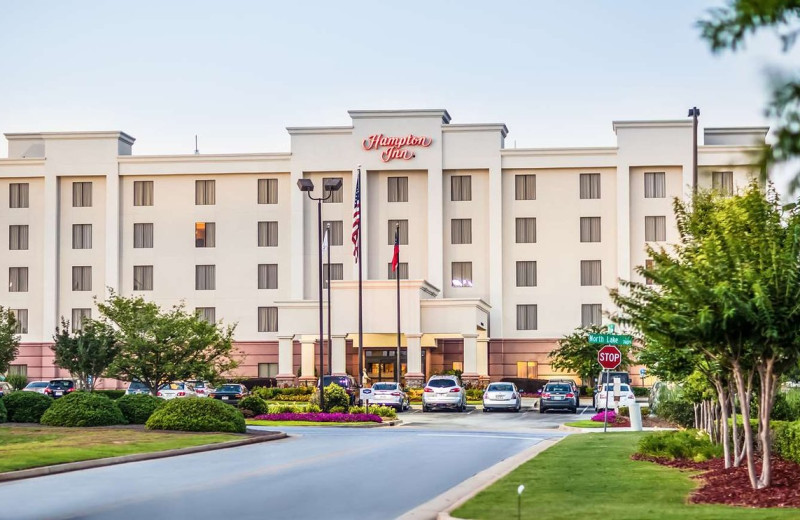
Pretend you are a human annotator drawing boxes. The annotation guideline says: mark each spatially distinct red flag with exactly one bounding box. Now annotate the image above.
[391,226,399,271]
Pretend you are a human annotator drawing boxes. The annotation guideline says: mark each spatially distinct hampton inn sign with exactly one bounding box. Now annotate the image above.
[362,133,432,162]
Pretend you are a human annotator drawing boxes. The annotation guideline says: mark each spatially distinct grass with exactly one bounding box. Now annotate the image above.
[0,426,240,473]
[246,420,377,427]
[563,420,611,428]
[452,432,800,520]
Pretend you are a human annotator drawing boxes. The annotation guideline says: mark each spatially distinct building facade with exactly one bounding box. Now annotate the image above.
[0,110,766,387]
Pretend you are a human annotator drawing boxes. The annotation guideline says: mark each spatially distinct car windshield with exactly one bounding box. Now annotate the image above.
[546,385,570,393]
[129,382,147,389]
[322,376,350,387]
[219,385,241,392]
[28,382,48,388]
[372,383,397,391]
[49,381,73,389]
[428,379,456,388]
[160,383,184,390]
[488,384,514,392]
[600,384,631,392]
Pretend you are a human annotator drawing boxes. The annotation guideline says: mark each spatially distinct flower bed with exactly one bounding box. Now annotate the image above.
[253,412,383,423]
[591,410,630,427]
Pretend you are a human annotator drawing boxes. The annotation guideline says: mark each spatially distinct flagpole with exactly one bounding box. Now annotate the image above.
[395,223,401,383]
[326,223,331,376]
[357,167,364,386]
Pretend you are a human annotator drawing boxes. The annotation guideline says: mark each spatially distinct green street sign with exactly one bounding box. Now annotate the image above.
[588,333,633,346]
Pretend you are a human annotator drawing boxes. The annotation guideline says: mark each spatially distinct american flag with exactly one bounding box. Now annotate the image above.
[351,172,361,263]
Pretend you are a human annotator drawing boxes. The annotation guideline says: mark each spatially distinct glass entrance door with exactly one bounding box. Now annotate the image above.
[364,348,426,384]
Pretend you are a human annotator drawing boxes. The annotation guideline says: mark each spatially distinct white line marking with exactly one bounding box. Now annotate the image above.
[418,433,542,440]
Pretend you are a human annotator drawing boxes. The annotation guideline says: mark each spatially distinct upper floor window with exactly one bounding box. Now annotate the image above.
[72,182,92,207]
[72,266,92,291]
[579,173,600,199]
[71,308,91,332]
[258,221,278,247]
[323,263,344,289]
[451,175,472,201]
[644,216,666,242]
[258,179,278,204]
[580,260,602,286]
[323,221,344,246]
[322,177,343,203]
[515,174,536,200]
[11,309,28,334]
[196,307,216,323]
[133,265,153,291]
[134,223,154,248]
[712,171,734,196]
[515,218,537,243]
[195,265,215,290]
[134,181,154,206]
[645,259,654,286]
[516,261,537,287]
[516,304,538,330]
[387,177,408,202]
[258,264,278,289]
[451,219,472,245]
[9,225,29,250]
[388,262,409,280]
[195,222,216,248]
[644,172,666,198]
[579,217,601,243]
[72,224,92,250]
[451,262,473,287]
[9,267,28,292]
[388,220,409,245]
[258,307,278,332]
[581,304,602,327]
[9,183,29,208]
[195,180,215,205]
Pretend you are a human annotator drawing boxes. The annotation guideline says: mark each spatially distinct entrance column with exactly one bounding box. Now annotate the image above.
[461,333,479,387]
[331,335,347,375]
[299,337,316,386]
[405,333,424,388]
[477,337,490,385]
[276,335,296,387]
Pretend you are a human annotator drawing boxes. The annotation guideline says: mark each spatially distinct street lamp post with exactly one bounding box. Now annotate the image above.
[297,177,343,412]
[688,107,700,194]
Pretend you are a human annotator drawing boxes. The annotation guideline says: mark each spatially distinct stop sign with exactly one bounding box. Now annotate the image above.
[597,345,622,369]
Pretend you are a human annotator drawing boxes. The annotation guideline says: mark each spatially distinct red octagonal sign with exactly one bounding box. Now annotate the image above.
[598,345,622,369]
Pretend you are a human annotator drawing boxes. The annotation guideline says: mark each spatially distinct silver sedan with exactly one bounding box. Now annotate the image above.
[482,382,522,412]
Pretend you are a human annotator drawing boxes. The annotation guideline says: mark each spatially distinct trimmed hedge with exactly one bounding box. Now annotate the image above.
[637,430,722,462]
[2,392,53,423]
[146,397,245,433]
[238,396,268,416]
[116,394,164,424]
[774,420,800,464]
[0,398,6,423]
[94,390,126,400]
[40,392,127,427]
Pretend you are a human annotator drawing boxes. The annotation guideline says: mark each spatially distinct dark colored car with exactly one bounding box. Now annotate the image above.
[539,383,577,414]
[549,379,580,407]
[209,384,248,405]
[318,375,361,405]
[45,379,76,399]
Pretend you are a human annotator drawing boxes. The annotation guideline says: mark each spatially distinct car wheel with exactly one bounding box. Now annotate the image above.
[483,407,488,413]
[571,407,578,414]
[539,407,546,414]
[461,399,467,412]
[515,402,521,413]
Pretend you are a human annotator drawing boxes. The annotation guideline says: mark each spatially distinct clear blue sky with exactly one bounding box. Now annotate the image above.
[0,1,795,158]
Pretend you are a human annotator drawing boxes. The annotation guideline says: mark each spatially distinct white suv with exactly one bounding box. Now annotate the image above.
[422,375,467,412]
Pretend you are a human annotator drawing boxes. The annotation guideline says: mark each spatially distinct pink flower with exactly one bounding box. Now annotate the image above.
[253,412,382,423]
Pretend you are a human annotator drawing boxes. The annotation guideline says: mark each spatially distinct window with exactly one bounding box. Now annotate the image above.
[9,183,29,208]
[8,364,27,377]
[72,182,92,207]
[451,219,472,244]
[644,216,666,242]
[195,180,215,205]
[451,262,473,287]
[322,177,343,203]
[133,181,154,206]
[133,265,153,291]
[195,265,215,290]
[713,171,734,196]
[452,361,463,372]
[195,222,216,248]
[388,220,409,245]
[516,305,538,330]
[645,259,654,286]
[579,217,601,242]
[72,266,92,291]
[258,307,279,332]
[134,223,154,248]
[257,179,278,204]
[581,304,602,327]
[258,221,278,247]
[323,221,343,246]
[516,361,538,379]
[258,363,278,378]
[644,172,666,198]
[580,260,602,286]
[71,308,91,332]
[516,261,537,287]
[196,307,216,323]
[451,175,472,201]
[323,263,344,289]
[515,218,537,243]
[515,174,536,200]
[72,224,92,249]
[11,309,27,334]
[387,177,408,202]
[9,225,28,250]
[9,267,28,292]
[388,262,409,280]
[258,264,278,289]
[579,173,601,199]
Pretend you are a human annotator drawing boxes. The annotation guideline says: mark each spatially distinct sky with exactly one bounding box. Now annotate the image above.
[0,1,797,187]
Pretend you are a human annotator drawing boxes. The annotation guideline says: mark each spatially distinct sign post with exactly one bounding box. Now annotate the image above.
[597,344,623,433]
[360,387,373,415]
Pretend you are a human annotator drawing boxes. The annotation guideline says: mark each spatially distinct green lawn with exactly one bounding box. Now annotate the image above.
[246,420,378,427]
[563,420,610,428]
[0,426,240,473]
[452,432,800,520]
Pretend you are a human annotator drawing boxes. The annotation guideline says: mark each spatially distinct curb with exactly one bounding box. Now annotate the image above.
[0,430,288,483]
[246,419,402,428]
[398,437,564,520]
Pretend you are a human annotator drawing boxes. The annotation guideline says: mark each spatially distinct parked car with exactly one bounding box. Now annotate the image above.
[186,380,214,397]
[0,381,11,398]
[45,379,76,399]
[422,375,467,412]
[366,382,408,411]
[209,383,248,405]
[594,383,636,411]
[157,382,197,400]
[126,381,151,395]
[548,379,580,407]
[539,382,577,414]
[22,381,50,394]
[596,370,631,387]
[318,375,361,405]
[482,382,521,412]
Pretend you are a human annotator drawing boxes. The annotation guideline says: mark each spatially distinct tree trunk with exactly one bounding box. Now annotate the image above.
[732,360,758,489]
[714,380,731,468]
[694,403,700,430]
[730,383,742,467]
[756,357,778,489]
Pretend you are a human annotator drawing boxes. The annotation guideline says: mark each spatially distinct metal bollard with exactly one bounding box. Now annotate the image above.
[630,402,643,431]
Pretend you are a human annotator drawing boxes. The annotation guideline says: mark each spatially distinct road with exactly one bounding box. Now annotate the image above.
[0,405,584,520]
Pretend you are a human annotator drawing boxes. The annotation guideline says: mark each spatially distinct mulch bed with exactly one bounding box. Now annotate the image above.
[632,454,800,508]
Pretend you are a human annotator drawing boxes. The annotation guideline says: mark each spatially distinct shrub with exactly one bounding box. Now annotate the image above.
[6,374,28,391]
[94,390,126,400]
[637,430,722,462]
[271,394,311,402]
[268,404,303,414]
[2,391,53,423]
[773,420,800,464]
[329,406,347,414]
[40,392,127,427]
[368,405,397,419]
[309,384,350,412]
[253,412,382,423]
[654,398,694,428]
[146,397,245,433]
[0,398,6,423]
[251,386,314,400]
[116,394,164,424]
[772,390,800,421]
[238,396,269,416]
[632,386,650,397]
[466,389,484,401]
[306,404,321,413]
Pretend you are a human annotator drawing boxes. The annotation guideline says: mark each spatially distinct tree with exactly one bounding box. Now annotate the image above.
[51,318,120,392]
[97,292,240,396]
[549,324,634,388]
[0,307,20,376]
[698,1,800,192]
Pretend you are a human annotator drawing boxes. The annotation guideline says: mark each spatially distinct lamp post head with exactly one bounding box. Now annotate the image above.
[687,107,700,117]
[323,177,343,192]
[297,179,315,192]
[517,484,525,495]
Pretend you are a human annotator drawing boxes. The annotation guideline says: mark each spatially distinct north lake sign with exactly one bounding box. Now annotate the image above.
[588,333,633,346]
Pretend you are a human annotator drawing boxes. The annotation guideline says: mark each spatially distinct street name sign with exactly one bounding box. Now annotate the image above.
[598,345,622,370]
[588,333,632,346]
